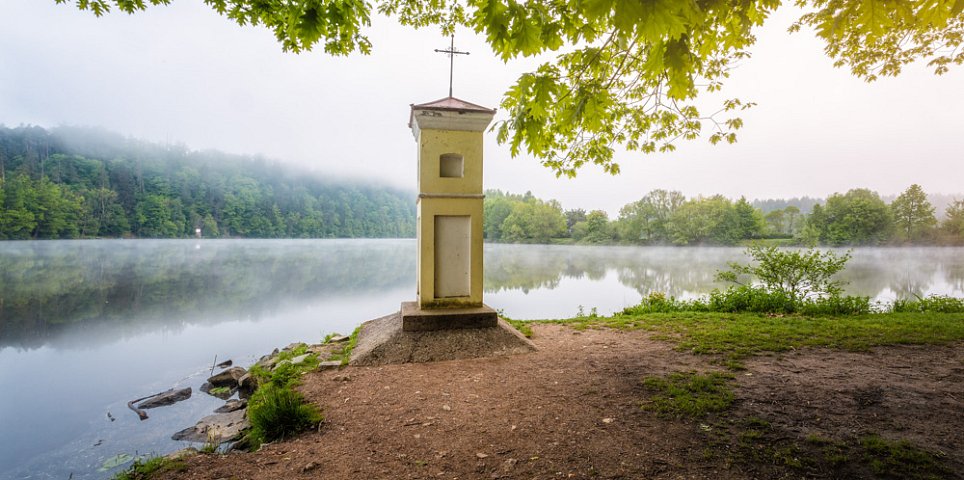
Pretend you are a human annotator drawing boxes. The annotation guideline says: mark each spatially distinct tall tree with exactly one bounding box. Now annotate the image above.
[0,175,37,239]
[765,209,786,235]
[500,199,567,243]
[733,197,766,240]
[940,200,964,245]
[891,184,937,242]
[59,0,964,176]
[484,191,520,241]
[616,189,684,243]
[564,208,587,233]
[668,195,737,245]
[784,206,802,235]
[816,188,893,246]
[581,210,613,244]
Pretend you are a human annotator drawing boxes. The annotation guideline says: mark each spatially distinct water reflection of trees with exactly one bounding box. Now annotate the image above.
[485,245,735,297]
[4,242,962,349]
[0,240,414,349]
[841,248,947,299]
[485,245,964,302]
[945,262,964,292]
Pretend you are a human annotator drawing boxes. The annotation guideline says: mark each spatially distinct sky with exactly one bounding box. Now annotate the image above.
[1,1,962,215]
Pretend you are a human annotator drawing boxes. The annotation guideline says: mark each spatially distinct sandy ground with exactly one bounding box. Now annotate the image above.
[157,325,964,480]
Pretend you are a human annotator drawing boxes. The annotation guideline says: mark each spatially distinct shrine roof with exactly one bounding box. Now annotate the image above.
[411,96,496,114]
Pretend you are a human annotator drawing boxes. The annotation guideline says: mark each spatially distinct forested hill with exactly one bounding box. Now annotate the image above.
[0,125,415,239]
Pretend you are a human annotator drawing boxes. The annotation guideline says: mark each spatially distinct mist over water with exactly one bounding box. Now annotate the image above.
[0,240,962,479]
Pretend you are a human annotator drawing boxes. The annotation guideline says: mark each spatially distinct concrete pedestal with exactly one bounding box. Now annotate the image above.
[401,301,498,332]
[349,311,535,367]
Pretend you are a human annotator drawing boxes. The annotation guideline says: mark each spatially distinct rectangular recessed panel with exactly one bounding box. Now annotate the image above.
[434,215,471,298]
[439,153,464,178]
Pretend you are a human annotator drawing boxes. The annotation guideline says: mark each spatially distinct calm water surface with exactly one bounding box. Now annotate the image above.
[1,240,962,479]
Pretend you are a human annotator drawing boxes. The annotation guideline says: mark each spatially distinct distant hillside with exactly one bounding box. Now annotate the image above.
[0,125,415,239]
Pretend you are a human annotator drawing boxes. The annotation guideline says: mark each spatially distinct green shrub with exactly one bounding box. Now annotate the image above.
[622,291,709,314]
[717,245,851,303]
[247,383,323,446]
[799,295,872,315]
[708,286,796,313]
[892,295,964,313]
[625,287,872,315]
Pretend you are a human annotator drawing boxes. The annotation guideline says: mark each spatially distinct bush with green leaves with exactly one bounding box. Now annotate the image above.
[798,294,872,315]
[708,286,796,313]
[717,245,851,303]
[622,291,709,314]
[892,295,964,313]
[705,285,871,315]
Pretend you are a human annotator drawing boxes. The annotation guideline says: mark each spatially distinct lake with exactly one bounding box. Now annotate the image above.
[1,239,962,479]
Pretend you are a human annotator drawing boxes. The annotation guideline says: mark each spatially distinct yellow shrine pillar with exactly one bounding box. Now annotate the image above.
[402,96,498,331]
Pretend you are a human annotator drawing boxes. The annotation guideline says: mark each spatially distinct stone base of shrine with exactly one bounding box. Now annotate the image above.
[349,309,536,367]
[400,301,498,332]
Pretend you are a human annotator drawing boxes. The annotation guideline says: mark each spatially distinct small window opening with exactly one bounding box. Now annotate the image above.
[439,153,464,178]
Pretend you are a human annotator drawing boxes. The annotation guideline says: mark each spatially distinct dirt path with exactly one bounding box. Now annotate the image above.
[159,325,964,479]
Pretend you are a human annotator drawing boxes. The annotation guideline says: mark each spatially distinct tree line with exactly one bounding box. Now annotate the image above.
[0,126,415,239]
[485,187,964,246]
[3,126,961,246]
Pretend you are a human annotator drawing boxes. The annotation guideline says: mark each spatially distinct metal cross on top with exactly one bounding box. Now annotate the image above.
[434,35,469,98]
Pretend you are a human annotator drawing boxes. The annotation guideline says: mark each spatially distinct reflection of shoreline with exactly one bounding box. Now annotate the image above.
[0,288,406,353]
[483,244,964,304]
[4,242,962,349]
[0,240,414,350]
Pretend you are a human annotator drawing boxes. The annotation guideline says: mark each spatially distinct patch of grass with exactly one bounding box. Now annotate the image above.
[546,311,964,361]
[575,305,600,318]
[505,318,533,338]
[208,386,231,396]
[726,418,811,471]
[326,326,360,365]
[247,383,323,448]
[641,371,734,418]
[860,434,948,479]
[709,417,951,479]
[112,456,186,480]
[199,430,220,454]
[275,343,310,362]
[251,344,320,388]
[242,342,327,450]
[805,434,833,445]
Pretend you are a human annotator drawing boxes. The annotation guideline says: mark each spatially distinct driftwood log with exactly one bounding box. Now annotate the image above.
[126,387,193,420]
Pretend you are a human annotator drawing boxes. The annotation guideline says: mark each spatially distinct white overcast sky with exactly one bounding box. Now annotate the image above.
[1,1,961,215]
